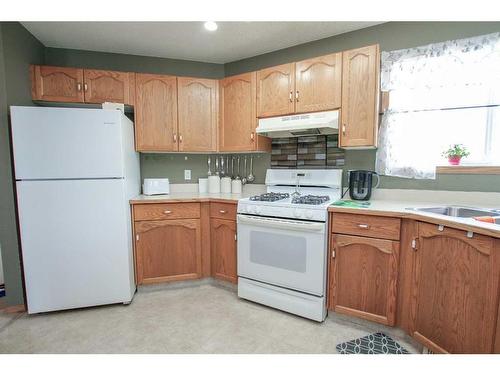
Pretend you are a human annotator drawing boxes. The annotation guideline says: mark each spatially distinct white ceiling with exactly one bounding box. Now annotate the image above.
[22,22,383,64]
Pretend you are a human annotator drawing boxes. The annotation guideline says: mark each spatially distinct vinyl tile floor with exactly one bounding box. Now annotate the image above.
[0,283,421,354]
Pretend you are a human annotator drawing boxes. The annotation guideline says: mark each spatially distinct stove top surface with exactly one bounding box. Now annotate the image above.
[291,195,331,205]
[249,192,290,202]
[244,192,337,209]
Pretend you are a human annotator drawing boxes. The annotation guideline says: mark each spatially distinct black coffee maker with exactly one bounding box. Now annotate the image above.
[348,170,380,201]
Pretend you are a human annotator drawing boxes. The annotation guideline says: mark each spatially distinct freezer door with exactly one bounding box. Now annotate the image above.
[10,106,124,179]
[16,179,135,313]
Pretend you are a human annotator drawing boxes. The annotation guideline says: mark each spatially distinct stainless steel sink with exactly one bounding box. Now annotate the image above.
[408,206,498,218]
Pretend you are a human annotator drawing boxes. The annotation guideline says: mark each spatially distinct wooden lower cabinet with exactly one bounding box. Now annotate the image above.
[410,222,500,353]
[329,233,399,326]
[134,218,202,284]
[211,218,237,283]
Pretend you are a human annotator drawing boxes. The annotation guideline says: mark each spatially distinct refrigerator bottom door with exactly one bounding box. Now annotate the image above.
[16,179,135,314]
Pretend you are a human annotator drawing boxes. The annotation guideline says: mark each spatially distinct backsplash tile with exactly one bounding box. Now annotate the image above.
[271,135,345,169]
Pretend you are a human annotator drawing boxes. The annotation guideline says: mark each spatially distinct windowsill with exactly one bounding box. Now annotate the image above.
[436,165,500,175]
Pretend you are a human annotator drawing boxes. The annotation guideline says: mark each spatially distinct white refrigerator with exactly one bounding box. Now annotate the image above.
[10,106,140,314]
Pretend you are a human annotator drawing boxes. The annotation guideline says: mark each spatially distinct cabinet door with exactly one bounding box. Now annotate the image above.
[177,77,218,152]
[295,53,342,113]
[340,45,380,148]
[329,234,399,326]
[219,72,257,152]
[135,73,178,152]
[83,69,135,105]
[257,63,295,118]
[211,218,237,283]
[31,65,84,103]
[411,223,500,353]
[134,219,202,284]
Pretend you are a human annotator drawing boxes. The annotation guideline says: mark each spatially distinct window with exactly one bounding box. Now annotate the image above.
[376,32,500,179]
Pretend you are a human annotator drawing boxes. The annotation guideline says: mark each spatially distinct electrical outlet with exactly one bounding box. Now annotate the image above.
[184,170,191,180]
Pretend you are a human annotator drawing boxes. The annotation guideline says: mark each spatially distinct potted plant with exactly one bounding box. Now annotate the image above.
[442,144,470,165]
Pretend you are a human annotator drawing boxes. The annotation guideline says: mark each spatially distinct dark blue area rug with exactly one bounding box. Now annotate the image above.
[336,332,409,354]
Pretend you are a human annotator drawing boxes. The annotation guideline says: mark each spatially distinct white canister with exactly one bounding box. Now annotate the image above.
[220,177,232,193]
[208,175,221,193]
[231,179,242,194]
[198,178,208,193]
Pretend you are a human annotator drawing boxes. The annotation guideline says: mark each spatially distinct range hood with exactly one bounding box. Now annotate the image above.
[256,110,339,138]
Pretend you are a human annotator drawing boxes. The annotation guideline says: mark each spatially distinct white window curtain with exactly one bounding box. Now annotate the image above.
[376,32,500,179]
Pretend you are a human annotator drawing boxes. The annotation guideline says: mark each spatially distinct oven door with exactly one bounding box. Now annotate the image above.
[237,214,327,296]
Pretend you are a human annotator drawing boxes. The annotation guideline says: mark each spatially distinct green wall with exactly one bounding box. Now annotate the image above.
[45,47,225,78]
[141,153,271,184]
[225,21,500,192]
[0,22,45,306]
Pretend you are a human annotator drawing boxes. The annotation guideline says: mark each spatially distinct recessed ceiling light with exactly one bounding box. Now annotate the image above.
[204,21,218,31]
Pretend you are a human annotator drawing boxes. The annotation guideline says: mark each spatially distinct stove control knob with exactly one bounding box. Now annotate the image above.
[293,209,302,218]
[305,210,314,219]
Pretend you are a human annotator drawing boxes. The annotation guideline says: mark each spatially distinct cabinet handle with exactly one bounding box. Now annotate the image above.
[295,90,299,101]
[164,210,172,214]
[219,210,227,214]
[411,238,418,251]
[332,248,336,258]
[250,132,255,141]
[77,83,82,91]
[342,124,347,136]
[357,224,369,229]
[289,91,293,103]
[179,135,183,143]
[84,83,88,92]
[173,134,177,143]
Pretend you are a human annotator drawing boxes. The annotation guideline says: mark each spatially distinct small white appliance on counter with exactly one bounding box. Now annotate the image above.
[10,106,140,314]
[237,169,342,322]
[143,178,169,195]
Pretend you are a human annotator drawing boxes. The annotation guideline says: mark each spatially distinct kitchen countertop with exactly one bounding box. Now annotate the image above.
[328,200,500,239]
[130,192,251,204]
[130,186,500,238]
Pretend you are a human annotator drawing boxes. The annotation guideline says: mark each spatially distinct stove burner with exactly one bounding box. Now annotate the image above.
[291,195,330,205]
[249,192,290,202]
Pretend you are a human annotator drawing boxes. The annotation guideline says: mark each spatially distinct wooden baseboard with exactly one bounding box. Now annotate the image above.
[0,304,26,314]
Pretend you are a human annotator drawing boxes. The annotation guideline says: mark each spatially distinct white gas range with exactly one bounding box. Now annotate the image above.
[236,169,342,322]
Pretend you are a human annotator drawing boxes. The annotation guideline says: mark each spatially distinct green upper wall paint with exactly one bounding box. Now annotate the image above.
[0,22,45,307]
[45,47,225,79]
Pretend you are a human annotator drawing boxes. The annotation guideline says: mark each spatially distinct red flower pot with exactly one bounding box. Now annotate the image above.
[448,156,462,165]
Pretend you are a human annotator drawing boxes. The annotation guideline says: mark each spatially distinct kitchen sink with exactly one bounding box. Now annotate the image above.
[408,206,498,218]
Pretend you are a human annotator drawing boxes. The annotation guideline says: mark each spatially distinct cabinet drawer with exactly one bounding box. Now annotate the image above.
[134,203,200,221]
[210,202,237,221]
[331,213,401,240]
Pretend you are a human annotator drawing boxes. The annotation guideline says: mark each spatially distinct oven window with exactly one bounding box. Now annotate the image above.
[250,231,307,273]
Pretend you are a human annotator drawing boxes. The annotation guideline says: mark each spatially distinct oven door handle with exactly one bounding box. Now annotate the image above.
[237,214,325,233]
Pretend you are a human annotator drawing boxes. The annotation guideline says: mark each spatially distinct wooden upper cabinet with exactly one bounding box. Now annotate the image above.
[329,233,399,326]
[219,72,270,152]
[177,77,218,152]
[219,72,256,152]
[135,73,178,152]
[411,223,500,353]
[295,53,342,113]
[83,69,135,105]
[340,44,380,148]
[31,65,84,103]
[257,63,295,118]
